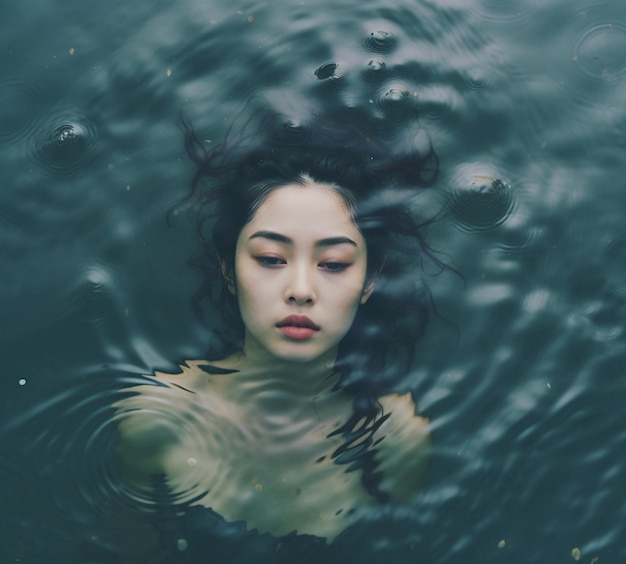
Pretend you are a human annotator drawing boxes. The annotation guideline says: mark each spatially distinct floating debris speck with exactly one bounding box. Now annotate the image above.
[177,538,188,552]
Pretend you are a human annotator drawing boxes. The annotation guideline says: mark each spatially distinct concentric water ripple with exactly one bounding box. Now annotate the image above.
[573,22,626,80]
[1,371,231,522]
[277,120,314,145]
[371,84,420,138]
[465,68,490,91]
[0,378,129,530]
[57,387,141,515]
[473,0,542,22]
[447,164,515,232]
[543,5,626,106]
[30,110,98,176]
[0,79,42,145]
[363,30,397,53]
[363,59,387,85]
[108,382,231,510]
[496,220,545,258]
[64,260,119,325]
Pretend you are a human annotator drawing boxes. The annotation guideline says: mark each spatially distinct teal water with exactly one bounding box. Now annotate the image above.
[1,0,626,562]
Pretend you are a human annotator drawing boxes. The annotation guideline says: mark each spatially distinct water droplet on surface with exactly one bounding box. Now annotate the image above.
[447,165,515,232]
[384,88,410,103]
[363,30,397,53]
[374,85,416,125]
[367,59,385,72]
[363,58,387,84]
[314,62,338,80]
[31,111,98,176]
[466,70,489,90]
[64,261,118,325]
[278,120,312,145]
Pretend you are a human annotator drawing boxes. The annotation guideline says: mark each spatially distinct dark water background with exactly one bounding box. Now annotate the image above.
[2,0,626,562]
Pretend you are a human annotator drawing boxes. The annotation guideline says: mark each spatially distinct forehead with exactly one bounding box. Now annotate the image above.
[245,183,360,239]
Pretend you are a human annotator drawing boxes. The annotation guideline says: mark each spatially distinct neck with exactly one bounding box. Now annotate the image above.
[231,340,341,397]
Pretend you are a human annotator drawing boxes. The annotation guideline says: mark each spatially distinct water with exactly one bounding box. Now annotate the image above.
[1,0,626,561]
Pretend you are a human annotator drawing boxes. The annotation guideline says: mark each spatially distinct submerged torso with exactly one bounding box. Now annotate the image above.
[115,358,430,541]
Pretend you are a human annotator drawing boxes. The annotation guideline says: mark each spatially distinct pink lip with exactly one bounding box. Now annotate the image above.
[276,315,320,340]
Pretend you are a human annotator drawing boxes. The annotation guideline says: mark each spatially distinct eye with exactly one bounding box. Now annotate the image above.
[255,256,286,267]
[319,262,350,273]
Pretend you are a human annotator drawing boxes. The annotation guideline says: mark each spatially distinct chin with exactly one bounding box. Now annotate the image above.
[272,345,334,365]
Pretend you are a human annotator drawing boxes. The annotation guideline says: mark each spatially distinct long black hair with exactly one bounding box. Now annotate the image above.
[177,109,446,504]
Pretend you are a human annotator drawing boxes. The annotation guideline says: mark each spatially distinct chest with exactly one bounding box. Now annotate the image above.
[162,399,372,539]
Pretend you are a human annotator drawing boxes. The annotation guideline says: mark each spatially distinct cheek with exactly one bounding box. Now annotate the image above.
[235,281,262,319]
[233,272,277,332]
[329,288,364,333]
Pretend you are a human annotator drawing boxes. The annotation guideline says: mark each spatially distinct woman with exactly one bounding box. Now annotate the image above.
[115,111,441,553]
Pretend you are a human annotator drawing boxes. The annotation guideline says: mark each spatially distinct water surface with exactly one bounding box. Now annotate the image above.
[1,0,626,562]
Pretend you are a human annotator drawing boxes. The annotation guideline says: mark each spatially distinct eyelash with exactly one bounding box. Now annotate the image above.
[319,262,350,273]
[254,257,350,273]
[255,256,286,267]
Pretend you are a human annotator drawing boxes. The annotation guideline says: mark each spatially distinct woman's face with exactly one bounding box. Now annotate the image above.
[231,181,374,364]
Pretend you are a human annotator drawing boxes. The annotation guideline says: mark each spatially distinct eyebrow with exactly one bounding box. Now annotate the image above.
[248,230,358,248]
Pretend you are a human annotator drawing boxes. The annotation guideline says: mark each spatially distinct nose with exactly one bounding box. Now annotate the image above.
[285,263,316,305]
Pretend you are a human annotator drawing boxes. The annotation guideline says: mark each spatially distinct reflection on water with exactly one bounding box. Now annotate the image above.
[2,0,626,561]
[605,238,626,297]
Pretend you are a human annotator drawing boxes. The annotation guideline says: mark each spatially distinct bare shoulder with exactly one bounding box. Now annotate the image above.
[152,359,230,392]
[372,392,431,502]
[112,359,224,485]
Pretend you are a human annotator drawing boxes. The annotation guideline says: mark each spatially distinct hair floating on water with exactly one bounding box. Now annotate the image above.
[174,106,455,503]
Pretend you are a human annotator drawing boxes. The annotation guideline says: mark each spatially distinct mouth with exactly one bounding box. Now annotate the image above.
[276,315,320,330]
[276,315,320,340]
